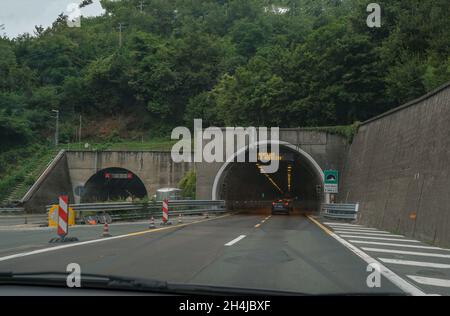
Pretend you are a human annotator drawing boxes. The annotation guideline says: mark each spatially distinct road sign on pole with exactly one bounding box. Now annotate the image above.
[58,195,69,238]
[324,170,339,194]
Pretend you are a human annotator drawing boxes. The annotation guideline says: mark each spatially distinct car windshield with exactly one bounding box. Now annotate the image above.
[0,0,449,298]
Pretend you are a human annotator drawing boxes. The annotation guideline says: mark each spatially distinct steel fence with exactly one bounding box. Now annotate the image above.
[321,203,359,220]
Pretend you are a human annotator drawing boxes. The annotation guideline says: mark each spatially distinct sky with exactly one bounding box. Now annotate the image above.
[0,0,105,38]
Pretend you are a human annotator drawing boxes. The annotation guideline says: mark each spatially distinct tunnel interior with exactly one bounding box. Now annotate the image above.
[217,146,323,213]
[82,168,148,203]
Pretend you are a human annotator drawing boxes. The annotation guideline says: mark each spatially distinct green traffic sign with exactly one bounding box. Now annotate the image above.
[324,170,339,184]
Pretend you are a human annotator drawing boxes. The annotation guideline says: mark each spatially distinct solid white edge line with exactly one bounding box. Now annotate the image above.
[379,258,450,269]
[308,216,426,296]
[350,240,448,251]
[224,235,246,246]
[407,275,450,288]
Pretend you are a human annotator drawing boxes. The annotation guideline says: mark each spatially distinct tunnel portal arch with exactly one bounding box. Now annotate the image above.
[82,167,148,203]
[212,141,327,212]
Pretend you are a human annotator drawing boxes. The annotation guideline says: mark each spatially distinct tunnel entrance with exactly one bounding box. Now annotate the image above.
[82,168,148,203]
[213,144,324,213]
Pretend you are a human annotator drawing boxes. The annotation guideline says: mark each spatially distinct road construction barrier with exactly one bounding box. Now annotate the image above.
[102,222,112,237]
[49,196,79,243]
[48,204,75,227]
[162,199,169,224]
[58,195,69,238]
[149,216,156,229]
[321,203,359,220]
[46,200,226,224]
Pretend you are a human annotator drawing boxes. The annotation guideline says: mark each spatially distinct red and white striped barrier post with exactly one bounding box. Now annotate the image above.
[161,199,172,226]
[50,195,78,243]
[58,195,69,238]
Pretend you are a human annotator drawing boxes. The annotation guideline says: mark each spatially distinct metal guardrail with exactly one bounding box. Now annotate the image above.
[0,207,47,226]
[45,200,227,223]
[0,207,25,214]
[321,203,359,220]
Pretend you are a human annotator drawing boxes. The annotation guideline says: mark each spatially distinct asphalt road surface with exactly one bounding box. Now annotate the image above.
[0,213,448,295]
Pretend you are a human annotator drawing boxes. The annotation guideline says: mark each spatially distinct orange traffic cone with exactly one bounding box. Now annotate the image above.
[149,217,156,229]
[102,222,112,237]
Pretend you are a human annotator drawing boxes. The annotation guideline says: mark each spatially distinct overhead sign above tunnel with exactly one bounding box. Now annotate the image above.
[324,170,339,194]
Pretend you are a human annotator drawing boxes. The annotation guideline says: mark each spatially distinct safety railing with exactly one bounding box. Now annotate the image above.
[0,207,47,226]
[45,200,227,223]
[0,207,25,214]
[321,203,359,220]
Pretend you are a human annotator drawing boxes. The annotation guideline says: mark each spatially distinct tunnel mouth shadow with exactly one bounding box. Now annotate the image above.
[215,145,324,214]
[82,167,148,203]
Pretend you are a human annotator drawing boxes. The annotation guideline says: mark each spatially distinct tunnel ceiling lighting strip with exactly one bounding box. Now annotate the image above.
[287,164,292,193]
[257,164,284,194]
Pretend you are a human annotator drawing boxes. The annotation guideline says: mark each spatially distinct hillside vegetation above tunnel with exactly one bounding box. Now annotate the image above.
[1,0,450,155]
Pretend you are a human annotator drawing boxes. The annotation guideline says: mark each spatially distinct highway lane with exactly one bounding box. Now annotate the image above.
[0,214,404,295]
[0,216,208,258]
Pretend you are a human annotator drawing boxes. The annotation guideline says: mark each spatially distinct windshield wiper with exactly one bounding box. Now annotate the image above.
[0,272,406,296]
[0,271,168,292]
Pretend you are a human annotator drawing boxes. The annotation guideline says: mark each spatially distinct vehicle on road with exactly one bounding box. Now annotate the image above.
[271,200,292,215]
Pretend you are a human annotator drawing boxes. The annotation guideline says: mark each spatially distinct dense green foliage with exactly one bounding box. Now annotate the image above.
[1,0,449,152]
[179,169,197,199]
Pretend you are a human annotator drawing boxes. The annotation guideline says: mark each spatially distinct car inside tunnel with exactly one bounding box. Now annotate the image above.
[82,168,148,203]
[216,146,323,214]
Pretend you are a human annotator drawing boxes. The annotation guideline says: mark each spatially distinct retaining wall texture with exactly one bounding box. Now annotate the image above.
[340,82,450,247]
[24,154,74,214]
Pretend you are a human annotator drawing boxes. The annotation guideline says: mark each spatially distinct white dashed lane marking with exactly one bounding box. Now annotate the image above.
[224,235,246,247]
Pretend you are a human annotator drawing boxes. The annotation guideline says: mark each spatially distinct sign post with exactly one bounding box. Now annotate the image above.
[324,170,339,194]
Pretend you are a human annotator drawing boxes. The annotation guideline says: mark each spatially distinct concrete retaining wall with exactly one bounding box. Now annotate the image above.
[340,82,450,247]
[23,154,74,214]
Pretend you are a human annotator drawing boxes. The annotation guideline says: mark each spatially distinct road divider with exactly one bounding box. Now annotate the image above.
[46,200,226,225]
